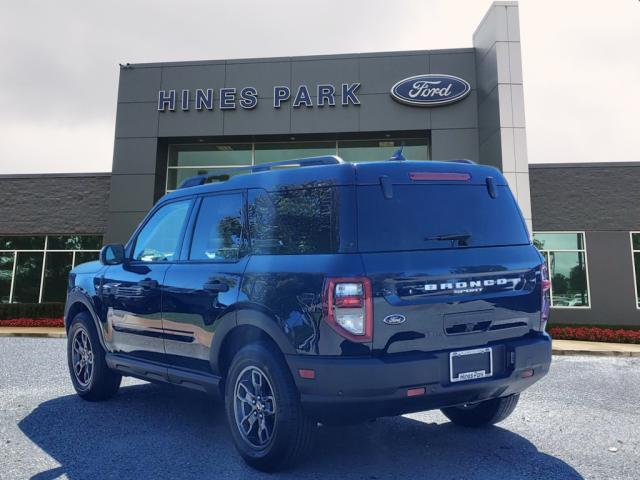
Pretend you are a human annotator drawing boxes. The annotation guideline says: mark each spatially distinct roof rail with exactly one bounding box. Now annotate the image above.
[446,159,476,164]
[178,155,344,189]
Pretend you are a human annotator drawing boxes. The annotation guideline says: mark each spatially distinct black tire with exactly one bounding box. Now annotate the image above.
[441,394,520,427]
[224,342,315,472]
[67,311,121,401]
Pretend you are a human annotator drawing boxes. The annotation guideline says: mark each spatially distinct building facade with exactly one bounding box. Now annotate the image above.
[0,2,638,326]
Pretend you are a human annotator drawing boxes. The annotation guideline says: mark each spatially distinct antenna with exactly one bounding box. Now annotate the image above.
[389,146,405,161]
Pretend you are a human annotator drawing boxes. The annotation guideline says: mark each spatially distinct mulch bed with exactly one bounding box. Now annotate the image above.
[0,317,65,328]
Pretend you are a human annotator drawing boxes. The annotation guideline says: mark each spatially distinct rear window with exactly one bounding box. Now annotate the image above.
[357,184,529,252]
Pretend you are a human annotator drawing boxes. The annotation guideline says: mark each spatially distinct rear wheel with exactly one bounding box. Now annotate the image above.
[441,394,520,427]
[67,311,121,401]
[224,343,315,472]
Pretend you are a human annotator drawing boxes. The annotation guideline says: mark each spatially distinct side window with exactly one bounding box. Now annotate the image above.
[133,200,191,262]
[248,187,337,254]
[190,194,244,261]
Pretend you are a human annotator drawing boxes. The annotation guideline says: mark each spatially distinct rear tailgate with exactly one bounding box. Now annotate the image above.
[355,161,544,354]
[362,246,542,354]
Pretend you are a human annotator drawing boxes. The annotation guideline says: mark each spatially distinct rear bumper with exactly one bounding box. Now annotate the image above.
[285,333,551,421]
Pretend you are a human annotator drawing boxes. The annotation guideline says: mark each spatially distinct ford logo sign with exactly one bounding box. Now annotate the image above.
[390,74,471,107]
[383,314,406,325]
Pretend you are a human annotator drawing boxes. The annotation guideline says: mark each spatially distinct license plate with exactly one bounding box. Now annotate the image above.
[449,347,493,383]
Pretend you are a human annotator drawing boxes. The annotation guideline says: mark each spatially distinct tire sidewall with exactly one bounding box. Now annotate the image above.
[224,343,297,465]
[67,314,97,394]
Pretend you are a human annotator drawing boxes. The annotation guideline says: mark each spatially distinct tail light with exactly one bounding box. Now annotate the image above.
[323,277,373,342]
[539,263,551,331]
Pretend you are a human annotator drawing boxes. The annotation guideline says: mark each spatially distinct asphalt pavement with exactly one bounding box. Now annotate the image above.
[0,338,638,480]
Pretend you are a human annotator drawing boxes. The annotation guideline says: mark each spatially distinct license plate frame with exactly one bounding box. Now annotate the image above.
[449,347,493,383]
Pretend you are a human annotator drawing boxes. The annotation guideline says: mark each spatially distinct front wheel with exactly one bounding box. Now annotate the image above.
[224,343,315,472]
[67,312,121,401]
[441,394,520,427]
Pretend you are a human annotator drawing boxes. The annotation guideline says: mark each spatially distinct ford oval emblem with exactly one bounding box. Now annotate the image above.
[383,314,406,325]
[390,74,471,107]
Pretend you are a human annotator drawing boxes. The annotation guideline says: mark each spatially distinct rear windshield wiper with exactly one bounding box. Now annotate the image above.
[424,233,471,246]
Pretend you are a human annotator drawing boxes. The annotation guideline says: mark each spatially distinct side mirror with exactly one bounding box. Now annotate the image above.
[100,244,126,265]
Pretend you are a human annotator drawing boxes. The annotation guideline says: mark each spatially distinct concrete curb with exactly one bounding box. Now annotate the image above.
[0,331,66,338]
[552,348,640,358]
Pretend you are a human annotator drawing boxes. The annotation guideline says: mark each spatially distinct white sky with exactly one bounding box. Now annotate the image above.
[0,0,638,174]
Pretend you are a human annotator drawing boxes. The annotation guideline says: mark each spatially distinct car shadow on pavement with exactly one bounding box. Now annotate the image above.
[19,382,583,480]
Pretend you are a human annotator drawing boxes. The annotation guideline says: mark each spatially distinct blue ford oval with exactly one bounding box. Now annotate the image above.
[391,74,471,106]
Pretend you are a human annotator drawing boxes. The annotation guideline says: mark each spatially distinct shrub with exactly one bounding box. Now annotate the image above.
[549,326,640,344]
[0,302,65,320]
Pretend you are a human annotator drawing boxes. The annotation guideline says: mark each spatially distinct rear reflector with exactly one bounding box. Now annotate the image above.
[409,172,471,181]
[521,368,534,378]
[407,387,426,397]
[298,369,316,379]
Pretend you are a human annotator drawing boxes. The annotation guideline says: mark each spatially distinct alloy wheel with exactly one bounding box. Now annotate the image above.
[71,327,94,388]
[233,366,277,448]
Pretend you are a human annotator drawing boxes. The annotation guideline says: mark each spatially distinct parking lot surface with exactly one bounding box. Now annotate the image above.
[1,337,638,479]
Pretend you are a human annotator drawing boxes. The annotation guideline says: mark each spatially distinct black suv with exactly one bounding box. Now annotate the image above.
[65,156,551,471]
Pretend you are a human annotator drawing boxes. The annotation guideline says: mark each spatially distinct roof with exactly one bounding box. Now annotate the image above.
[162,159,505,202]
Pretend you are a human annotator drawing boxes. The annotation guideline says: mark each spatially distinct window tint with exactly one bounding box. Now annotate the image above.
[133,200,191,262]
[190,194,244,261]
[248,187,338,254]
[357,184,529,252]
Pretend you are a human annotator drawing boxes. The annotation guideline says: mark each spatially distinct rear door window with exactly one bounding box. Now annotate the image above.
[357,184,529,252]
[190,194,244,261]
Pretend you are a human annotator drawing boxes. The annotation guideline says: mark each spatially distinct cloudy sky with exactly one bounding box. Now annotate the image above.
[0,0,638,174]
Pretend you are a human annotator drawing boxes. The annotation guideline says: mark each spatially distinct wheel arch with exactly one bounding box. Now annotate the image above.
[65,291,108,351]
[211,308,296,382]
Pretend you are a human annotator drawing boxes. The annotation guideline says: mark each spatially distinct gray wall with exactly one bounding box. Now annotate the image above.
[530,163,640,326]
[107,48,486,242]
[473,1,531,229]
[0,173,110,235]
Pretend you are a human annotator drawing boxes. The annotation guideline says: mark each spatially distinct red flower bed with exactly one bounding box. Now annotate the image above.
[549,326,640,344]
[0,317,64,328]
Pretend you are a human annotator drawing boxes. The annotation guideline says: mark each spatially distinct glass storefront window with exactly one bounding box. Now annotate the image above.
[168,144,252,167]
[254,142,335,165]
[0,235,102,303]
[0,253,14,303]
[12,252,44,303]
[166,135,430,191]
[42,252,73,302]
[0,236,46,250]
[632,233,640,308]
[47,235,103,250]
[167,167,251,190]
[533,232,590,308]
[74,251,99,267]
[338,138,428,163]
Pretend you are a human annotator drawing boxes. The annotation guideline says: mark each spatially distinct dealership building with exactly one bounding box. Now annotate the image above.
[0,1,638,326]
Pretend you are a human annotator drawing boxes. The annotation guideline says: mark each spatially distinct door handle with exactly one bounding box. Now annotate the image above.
[203,281,229,293]
[138,279,159,289]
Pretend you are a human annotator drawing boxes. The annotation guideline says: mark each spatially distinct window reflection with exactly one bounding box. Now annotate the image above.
[632,233,640,308]
[533,232,590,308]
[0,235,103,303]
[249,187,337,254]
[42,252,73,302]
[12,252,44,303]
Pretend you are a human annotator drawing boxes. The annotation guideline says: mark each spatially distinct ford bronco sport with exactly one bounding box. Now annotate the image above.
[65,155,552,471]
